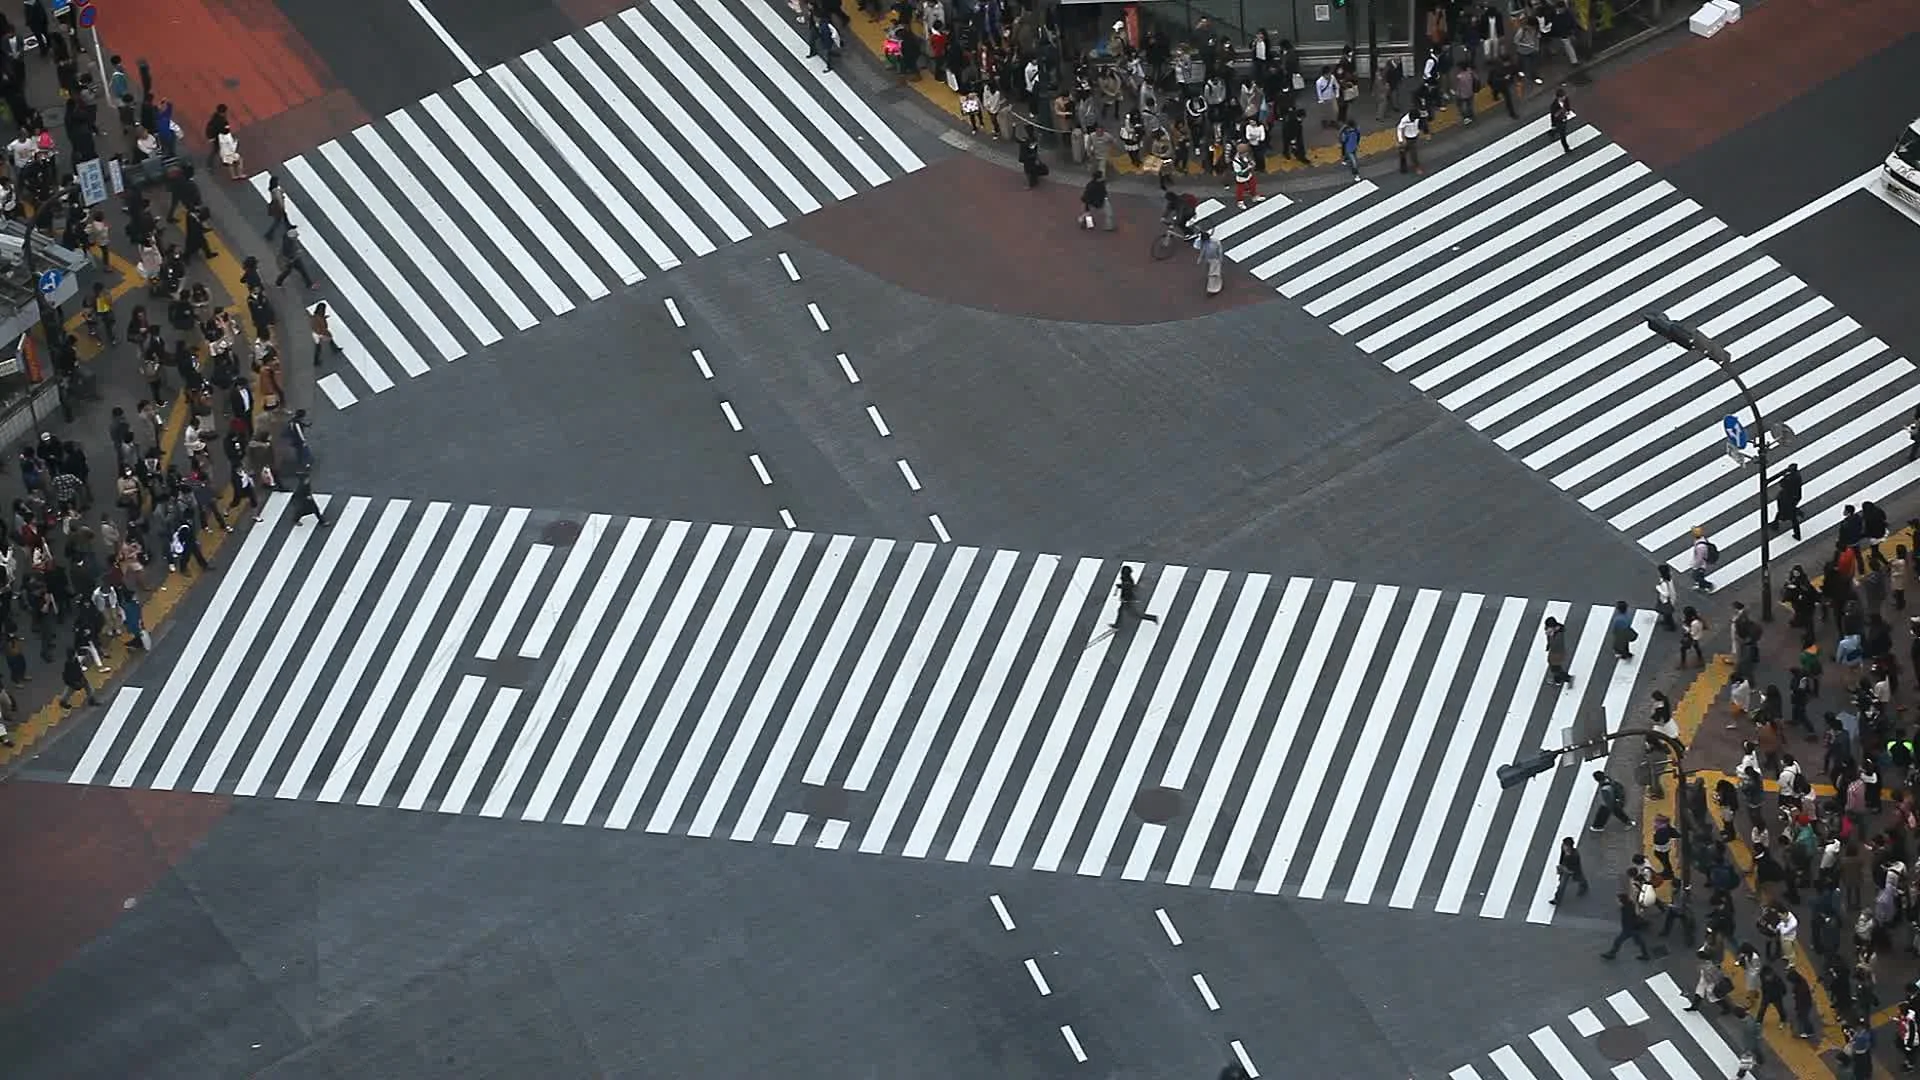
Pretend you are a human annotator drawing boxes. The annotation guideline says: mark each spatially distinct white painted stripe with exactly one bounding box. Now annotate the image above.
[780,509,797,529]
[1649,972,1743,1074]
[905,554,1059,858]
[1751,166,1884,244]
[1158,574,1268,790]
[867,405,890,435]
[692,349,713,379]
[1487,1046,1539,1080]
[1452,1068,1487,1080]
[1035,566,1187,872]
[438,687,522,815]
[315,373,358,409]
[804,543,937,786]
[107,495,293,788]
[398,675,486,811]
[1433,600,1566,913]
[1527,1027,1587,1080]
[1568,1008,1603,1037]
[68,687,145,786]
[275,502,448,800]
[1256,115,1553,277]
[1332,161,1651,336]
[779,252,800,280]
[318,139,503,345]
[947,558,1102,863]
[1062,1026,1088,1063]
[359,508,528,806]
[236,500,409,797]
[618,7,821,215]
[283,155,462,364]
[403,0,479,74]
[528,521,689,822]
[157,498,332,788]
[1154,906,1181,945]
[1251,582,1389,894]
[1611,1062,1650,1080]
[750,454,773,486]
[1571,319,1862,502]
[897,459,921,491]
[1168,577,1315,887]
[1232,180,1375,265]
[378,113,556,321]
[1529,609,1657,924]
[1500,264,1789,456]
[1190,198,1229,223]
[730,0,923,173]
[720,401,742,431]
[415,92,606,302]
[249,179,413,386]
[488,513,650,819]
[645,528,808,833]
[990,571,1122,868]
[1481,605,1611,919]
[524,47,720,256]
[1230,1039,1260,1078]
[846,547,981,791]
[1606,990,1649,1025]
[1306,143,1625,316]
[519,515,611,659]
[733,539,894,841]
[1078,569,1228,877]
[1207,191,1294,241]
[990,893,1015,930]
[1025,957,1052,995]
[1644,1041,1703,1080]
[455,78,644,285]
[585,21,786,230]
[319,503,489,803]
[604,529,775,829]
[1283,128,1604,299]
[476,543,552,661]
[929,515,951,543]
[191,497,371,793]
[1192,973,1220,1010]
[809,302,830,331]
[490,63,677,272]
[1408,215,1727,390]
[1360,180,1673,357]
[815,818,849,849]
[837,353,859,382]
[772,811,807,845]
[1346,592,1480,905]
[694,0,885,186]
[1124,822,1164,880]
[565,524,732,826]
[1390,595,1526,909]
[1299,588,1442,898]
[553,36,749,244]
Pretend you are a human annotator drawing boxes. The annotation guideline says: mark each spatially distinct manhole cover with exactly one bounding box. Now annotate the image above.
[1594,1025,1650,1062]
[540,520,582,545]
[1132,786,1182,824]
[804,785,850,818]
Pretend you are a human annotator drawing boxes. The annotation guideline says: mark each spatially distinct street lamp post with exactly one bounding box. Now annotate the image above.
[1644,312,1775,620]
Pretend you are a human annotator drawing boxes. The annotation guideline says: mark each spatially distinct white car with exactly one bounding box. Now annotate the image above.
[1886,117,1920,210]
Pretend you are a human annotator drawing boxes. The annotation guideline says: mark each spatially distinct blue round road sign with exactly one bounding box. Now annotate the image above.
[36,269,62,295]
[1722,414,1748,450]
[78,3,96,28]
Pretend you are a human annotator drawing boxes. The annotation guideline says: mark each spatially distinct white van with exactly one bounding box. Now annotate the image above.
[1886,117,1920,210]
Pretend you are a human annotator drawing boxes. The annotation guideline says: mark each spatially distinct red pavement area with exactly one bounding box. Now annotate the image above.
[1579,0,1920,168]
[0,782,231,1007]
[102,0,367,164]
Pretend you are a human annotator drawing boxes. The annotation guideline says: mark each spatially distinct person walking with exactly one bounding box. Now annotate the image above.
[309,302,343,367]
[1589,770,1634,832]
[1078,173,1112,232]
[1338,118,1361,181]
[1773,462,1804,540]
[1788,968,1818,1040]
[1544,615,1572,687]
[1609,600,1637,659]
[1196,230,1223,296]
[1680,606,1707,666]
[291,473,328,527]
[1111,565,1159,629]
[1395,110,1423,175]
[1654,565,1677,630]
[1549,87,1575,153]
[58,650,98,710]
[1689,527,1717,592]
[1600,890,1652,961]
[274,224,315,288]
[1549,836,1588,905]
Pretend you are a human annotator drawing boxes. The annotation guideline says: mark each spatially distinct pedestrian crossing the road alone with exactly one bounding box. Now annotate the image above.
[66,494,1654,923]
[254,1,923,411]
[1193,114,1920,588]
[1448,973,1745,1080]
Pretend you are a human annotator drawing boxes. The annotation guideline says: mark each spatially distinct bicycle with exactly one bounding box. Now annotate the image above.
[1151,219,1196,261]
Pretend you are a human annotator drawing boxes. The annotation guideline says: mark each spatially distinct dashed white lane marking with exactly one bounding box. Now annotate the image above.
[836,352,860,383]
[989,894,1016,931]
[816,818,848,849]
[665,297,685,327]
[1192,973,1220,1011]
[897,459,921,491]
[691,349,712,379]
[316,373,358,410]
[1060,1025,1087,1063]
[772,811,807,845]
[779,252,800,281]
[1230,1039,1259,1077]
[1024,958,1052,996]
[720,401,742,431]
[749,454,773,486]
[1569,1008,1603,1037]
[867,405,891,436]
[1155,908,1182,946]
[929,514,950,543]
[808,302,830,332]
[778,508,797,530]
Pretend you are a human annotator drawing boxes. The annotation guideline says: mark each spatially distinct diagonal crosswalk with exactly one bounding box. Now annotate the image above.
[1193,115,1920,587]
[1448,973,1745,1080]
[68,494,1656,923]
[255,0,923,411]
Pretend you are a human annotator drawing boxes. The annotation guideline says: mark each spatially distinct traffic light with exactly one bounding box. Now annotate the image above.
[1498,750,1559,789]
[1643,310,1695,350]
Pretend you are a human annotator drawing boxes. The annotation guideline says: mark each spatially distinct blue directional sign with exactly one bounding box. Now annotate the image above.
[50,0,70,15]
[1722,414,1748,450]
[36,269,63,295]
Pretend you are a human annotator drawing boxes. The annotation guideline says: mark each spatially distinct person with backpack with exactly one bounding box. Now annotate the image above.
[1691,526,1718,592]
[1600,890,1652,961]
[1590,770,1634,832]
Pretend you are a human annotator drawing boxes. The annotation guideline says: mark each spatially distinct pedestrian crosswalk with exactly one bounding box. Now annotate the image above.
[254,0,923,410]
[1449,973,1745,1080]
[1193,114,1920,588]
[67,493,1654,923]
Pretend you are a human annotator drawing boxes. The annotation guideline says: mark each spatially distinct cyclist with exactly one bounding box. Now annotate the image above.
[1161,190,1198,239]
